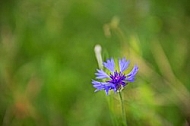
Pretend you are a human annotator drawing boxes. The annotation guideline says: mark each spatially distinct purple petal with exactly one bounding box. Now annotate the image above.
[103,58,115,73]
[92,80,104,91]
[92,80,115,95]
[119,58,130,72]
[112,85,117,92]
[104,83,115,95]
[125,65,138,82]
[95,69,109,79]
[104,87,110,95]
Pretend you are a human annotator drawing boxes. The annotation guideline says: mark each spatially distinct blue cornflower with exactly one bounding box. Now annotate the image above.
[92,58,138,95]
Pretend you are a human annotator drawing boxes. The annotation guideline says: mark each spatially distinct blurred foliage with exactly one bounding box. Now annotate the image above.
[0,0,190,126]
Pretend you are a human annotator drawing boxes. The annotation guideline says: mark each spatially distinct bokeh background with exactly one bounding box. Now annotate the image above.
[0,0,190,126]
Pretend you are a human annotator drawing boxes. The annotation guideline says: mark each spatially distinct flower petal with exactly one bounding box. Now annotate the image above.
[125,65,138,82]
[104,86,110,95]
[92,80,104,91]
[103,58,115,72]
[92,80,115,95]
[104,82,115,95]
[111,85,117,92]
[95,69,109,79]
[119,58,130,72]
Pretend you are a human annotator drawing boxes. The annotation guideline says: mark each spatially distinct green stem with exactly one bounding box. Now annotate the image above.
[119,91,127,126]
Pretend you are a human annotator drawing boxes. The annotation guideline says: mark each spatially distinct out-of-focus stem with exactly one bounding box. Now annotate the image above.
[94,44,103,69]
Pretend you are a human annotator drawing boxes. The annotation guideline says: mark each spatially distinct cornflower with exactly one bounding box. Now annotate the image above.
[92,58,138,95]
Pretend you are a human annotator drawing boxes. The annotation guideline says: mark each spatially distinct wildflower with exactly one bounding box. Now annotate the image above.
[92,58,138,95]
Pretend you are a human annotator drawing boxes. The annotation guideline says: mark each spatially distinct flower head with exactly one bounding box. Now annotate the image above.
[92,58,138,95]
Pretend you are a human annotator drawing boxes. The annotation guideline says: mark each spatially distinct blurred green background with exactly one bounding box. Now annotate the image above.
[0,0,190,125]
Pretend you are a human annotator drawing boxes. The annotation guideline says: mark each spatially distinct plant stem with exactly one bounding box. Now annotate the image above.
[119,91,127,126]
